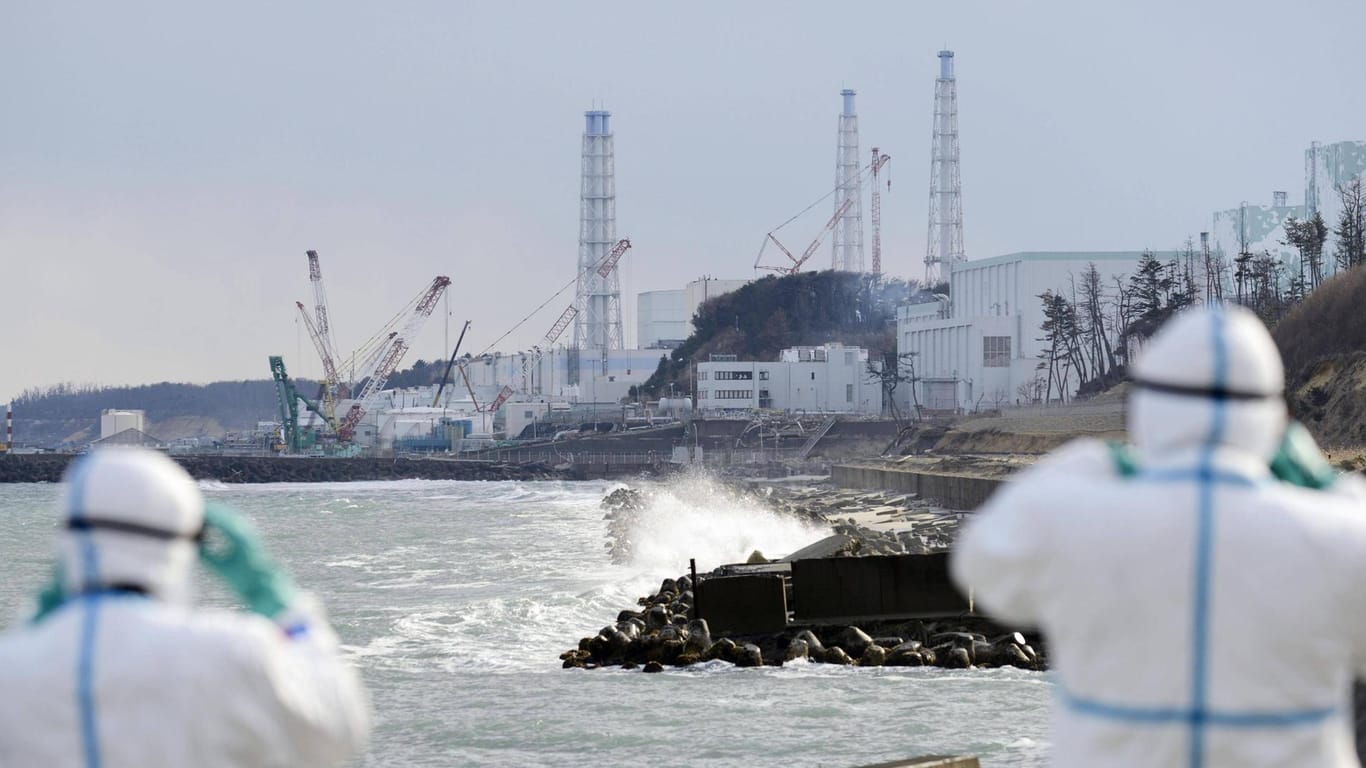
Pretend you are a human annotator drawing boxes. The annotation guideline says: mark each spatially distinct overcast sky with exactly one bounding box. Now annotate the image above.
[3,0,1364,400]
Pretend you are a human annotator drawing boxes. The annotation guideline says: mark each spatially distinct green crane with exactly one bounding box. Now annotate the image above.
[269,356,328,453]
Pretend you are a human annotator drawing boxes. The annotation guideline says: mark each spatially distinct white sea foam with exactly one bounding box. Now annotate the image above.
[617,473,830,577]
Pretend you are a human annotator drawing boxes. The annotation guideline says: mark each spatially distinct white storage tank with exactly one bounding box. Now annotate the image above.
[100,409,145,439]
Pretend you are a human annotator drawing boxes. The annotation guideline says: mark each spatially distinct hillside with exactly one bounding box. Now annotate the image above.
[638,270,920,397]
[1272,264,1366,449]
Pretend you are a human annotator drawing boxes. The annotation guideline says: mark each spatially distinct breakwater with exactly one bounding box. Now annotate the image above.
[831,464,1004,510]
[562,569,1043,673]
[0,454,565,483]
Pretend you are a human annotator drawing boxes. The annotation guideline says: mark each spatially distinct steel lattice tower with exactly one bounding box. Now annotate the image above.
[832,89,864,272]
[926,50,964,285]
[573,109,622,359]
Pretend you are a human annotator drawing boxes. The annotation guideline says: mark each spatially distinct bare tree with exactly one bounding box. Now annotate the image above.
[1335,177,1366,271]
[867,350,921,428]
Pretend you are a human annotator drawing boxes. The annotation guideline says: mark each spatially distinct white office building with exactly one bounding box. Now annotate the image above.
[695,343,879,415]
[898,251,1173,411]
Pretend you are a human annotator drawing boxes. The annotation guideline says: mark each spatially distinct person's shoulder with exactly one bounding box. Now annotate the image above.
[152,607,285,663]
[1326,472,1366,504]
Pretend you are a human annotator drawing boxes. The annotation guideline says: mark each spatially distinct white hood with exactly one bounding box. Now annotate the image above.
[58,447,204,604]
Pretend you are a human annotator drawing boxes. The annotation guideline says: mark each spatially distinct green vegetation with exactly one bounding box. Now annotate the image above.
[636,270,920,398]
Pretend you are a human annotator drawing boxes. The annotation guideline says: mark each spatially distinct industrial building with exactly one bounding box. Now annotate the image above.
[898,251,1175,411]
[1306,140,1366,260]
[1211,141,1366,279]
[695,343,880,416]
[637,276,750,349]
[1210,192,1303,267]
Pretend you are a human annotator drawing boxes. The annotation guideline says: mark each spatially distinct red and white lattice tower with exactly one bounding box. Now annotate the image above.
[926,50,965,285]
[870,147,890,277]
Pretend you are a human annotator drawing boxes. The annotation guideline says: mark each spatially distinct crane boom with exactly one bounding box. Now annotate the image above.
[294,301,340,425]
[305,251,344,401]
[338,276,452,439]
[544,305,577,344]
[754,155,883,275]
[595,238,632,278]
[869,149,891,277]
[432,320,471,408]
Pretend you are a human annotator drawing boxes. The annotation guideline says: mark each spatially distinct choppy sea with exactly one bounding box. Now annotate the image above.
[0,475,1050,766]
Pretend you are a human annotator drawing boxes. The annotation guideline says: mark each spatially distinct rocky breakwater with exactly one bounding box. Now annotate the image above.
[0,454,566,483]
[576,483,1044,673]
[560,571,1043,673]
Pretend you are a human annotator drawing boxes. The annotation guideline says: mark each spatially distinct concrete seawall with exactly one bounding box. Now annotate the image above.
[831,465,1004,511]
[0,454,564,484]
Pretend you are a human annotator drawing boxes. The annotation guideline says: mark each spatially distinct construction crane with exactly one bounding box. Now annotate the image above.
[544,305,577,344]
[432,320,472,408]
[337,276,452,440]
[755,197,855,275]
[596,238,632,278]
[295,302,340,427]
[869,148,891,277]
[306,251,343,388]
[268,356,329,452]
[754,156,886,275]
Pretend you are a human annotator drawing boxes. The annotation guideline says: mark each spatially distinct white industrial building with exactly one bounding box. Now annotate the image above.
[100,409,145,439]
[636,277,750,349]
[1210,192,1303,267]
[695,343,879,415]
[1307,140,1366,261]
[456,348,663,406]
[898,252,1175,411]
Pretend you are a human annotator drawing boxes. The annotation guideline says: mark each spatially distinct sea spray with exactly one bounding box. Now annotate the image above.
[603,471,830,576]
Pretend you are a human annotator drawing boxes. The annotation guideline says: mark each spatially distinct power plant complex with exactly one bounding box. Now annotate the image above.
[13,48,1364,457]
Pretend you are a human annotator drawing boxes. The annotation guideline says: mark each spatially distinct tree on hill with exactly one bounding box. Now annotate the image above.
[1284,213,1329,291]
[637,271,918,398]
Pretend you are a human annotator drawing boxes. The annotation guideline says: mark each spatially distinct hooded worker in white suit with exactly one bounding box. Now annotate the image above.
[0,447,371,767]
[953,304,1366,767]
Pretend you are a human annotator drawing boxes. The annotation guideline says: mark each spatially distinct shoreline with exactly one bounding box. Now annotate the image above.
[0,454,566,484]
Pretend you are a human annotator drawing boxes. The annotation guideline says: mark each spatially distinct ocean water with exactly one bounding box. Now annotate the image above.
[0,475,1051,767]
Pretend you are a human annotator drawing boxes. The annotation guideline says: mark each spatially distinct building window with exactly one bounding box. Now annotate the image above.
[810,372,816,381]
[698,371,708,381]
[698,390,708,399]
[846,384,853,402]
[758,370,769,381]
[984,336,1011,367]
[714,389,754,400]
[714,370,753,381]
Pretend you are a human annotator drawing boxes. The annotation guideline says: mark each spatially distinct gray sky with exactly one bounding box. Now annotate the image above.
[3,0,1364,400]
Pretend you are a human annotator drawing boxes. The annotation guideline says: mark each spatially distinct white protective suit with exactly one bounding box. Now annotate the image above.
[0,448,371,768]
[953,305,1366,767]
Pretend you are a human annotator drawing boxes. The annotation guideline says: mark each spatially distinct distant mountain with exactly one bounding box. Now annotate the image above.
[7,358,464,449]
[9,378,319,448]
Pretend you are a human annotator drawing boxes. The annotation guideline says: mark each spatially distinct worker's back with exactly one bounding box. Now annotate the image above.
[0,595,369,768]
[957,438,1366,767]
[953,305,1366,767]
